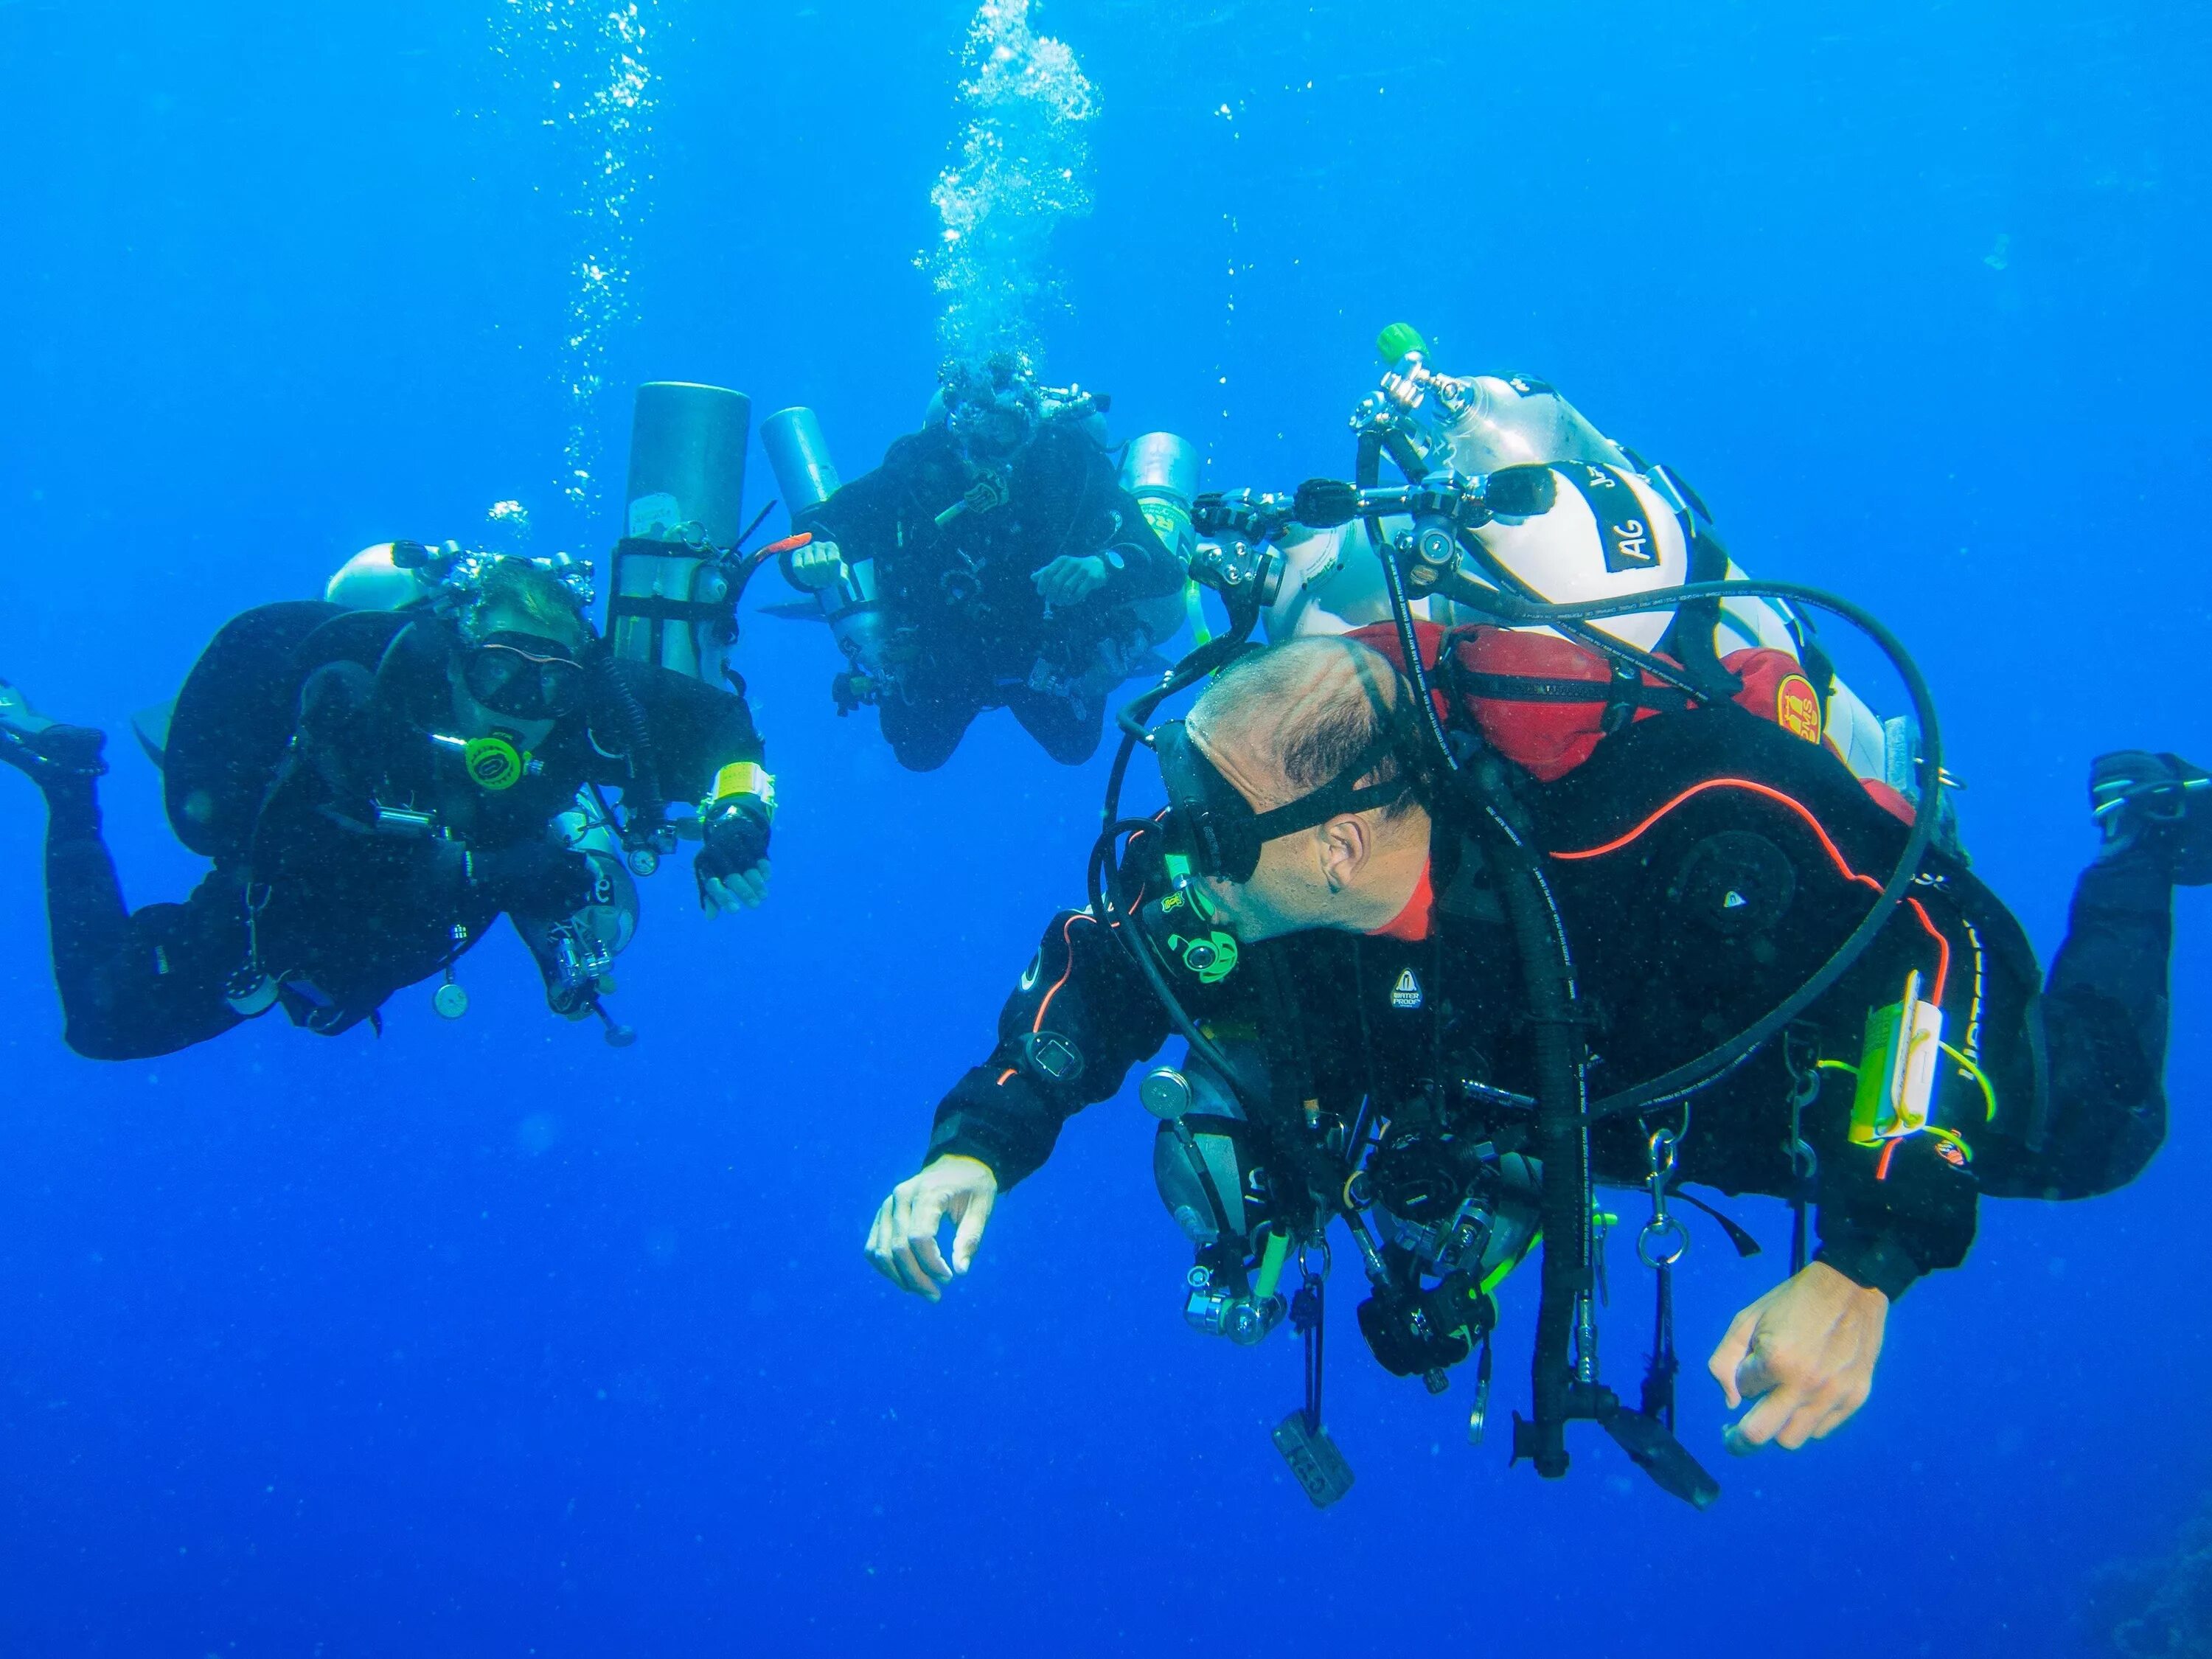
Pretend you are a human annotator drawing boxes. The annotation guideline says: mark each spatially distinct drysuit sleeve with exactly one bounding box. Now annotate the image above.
[593,659,765,806]
[1089,464,1186,607]
[927,907,1174,1188]
[1040,437,1185,609]
[1815,844,2179,1295]
[796,433,951,558]
[1812,1137,1978,1302]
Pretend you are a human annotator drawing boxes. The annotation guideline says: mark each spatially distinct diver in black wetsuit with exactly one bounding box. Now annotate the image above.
[0,554,776,1060]
[785,357,1187,771]
[865,635,2205,1477]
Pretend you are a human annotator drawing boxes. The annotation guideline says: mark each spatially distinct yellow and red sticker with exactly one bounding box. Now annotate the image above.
[1775,673,1823,744]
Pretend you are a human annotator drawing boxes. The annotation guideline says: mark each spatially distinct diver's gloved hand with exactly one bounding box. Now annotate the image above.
[785,535,850,592]
[865,1155,999,1301]
[0,678,107,787]
[695,798,772,917]
[1032,553,1111,607]
[2092,750,2211,885]
[470,838,599,917]
[1708,1260,1888,1453]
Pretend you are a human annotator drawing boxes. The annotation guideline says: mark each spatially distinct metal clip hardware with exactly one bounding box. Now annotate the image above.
[1638,1127,1689,1271]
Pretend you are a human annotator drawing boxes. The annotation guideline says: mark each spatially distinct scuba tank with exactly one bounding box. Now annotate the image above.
[759,406,894,698]
[1252,324,1895,783]
[326,543,433,612]
[1142,1039,1290,1347]
[610,381,753,686]
[1053,431,1194,699]
[1119,431,1203,652]
[1368,322,1630,478]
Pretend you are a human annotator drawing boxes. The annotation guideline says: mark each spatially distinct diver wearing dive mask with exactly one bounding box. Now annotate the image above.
[0,554,773,1059]
[1124,711,1416,987]
[1154,717,1412,888]
[866,627,2208,1500]
[461,630,588,724]
[785,353,1189,771]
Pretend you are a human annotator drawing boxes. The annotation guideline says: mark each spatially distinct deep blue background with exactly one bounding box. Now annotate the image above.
[1,1,2206,1653]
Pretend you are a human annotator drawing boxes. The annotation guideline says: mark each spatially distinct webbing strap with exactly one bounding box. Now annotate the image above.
[1451,669,1695,711]
[1559,463,1663,575]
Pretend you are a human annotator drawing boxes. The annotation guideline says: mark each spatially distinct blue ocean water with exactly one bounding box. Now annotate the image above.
[1,0,2207,1652]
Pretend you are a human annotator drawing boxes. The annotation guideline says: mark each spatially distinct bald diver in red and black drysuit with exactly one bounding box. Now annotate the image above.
[862,620,2203,1500]
[0,554,774,1059]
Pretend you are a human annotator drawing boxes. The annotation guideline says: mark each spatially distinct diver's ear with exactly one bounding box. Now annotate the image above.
[1319,813,1371,894]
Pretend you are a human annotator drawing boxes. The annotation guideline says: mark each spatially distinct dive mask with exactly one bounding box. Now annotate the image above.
[464,631,586,723]
[1153,719,1411,885]
[947,382,1040,467]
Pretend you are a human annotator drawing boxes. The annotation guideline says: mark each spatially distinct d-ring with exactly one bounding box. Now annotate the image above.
[1638,1216,1690,1270]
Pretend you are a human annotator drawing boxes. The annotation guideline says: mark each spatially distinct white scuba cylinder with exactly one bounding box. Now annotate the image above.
[326,543,432,611]
[1425,372,1632,476]
[1269,357,1889,777]
[1119,431,1202,650]
[611,382,752,686]
[1441,462,1694,653]
[759,406,894,686]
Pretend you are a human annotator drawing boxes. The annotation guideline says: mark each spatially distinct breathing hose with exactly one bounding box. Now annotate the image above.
[1431,573,1944,1119]
[1096,476,1944,1482]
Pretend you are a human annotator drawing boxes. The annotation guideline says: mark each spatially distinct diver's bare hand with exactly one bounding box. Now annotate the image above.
[787,536,850,591]
[864,1155,998,1301]
[1032,554,1110,606]
[1708,1260,1888,1452]
[700,860,769,917]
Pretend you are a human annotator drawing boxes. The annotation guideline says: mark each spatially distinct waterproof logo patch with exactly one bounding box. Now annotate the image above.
[963,470,1012,516]
[1389,968,1424,1010]
[1775,673,1823,744]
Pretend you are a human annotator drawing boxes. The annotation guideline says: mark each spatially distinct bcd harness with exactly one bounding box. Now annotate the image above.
[1085,448,2040,1509]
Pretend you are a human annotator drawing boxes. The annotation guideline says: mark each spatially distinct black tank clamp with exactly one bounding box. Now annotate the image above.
[1507,1126,1725,1511]
[1509,1383,1720,1512]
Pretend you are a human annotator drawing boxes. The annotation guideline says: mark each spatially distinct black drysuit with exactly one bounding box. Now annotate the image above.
[924,714,2180,1302]
[36,602,764,1060]
[797,423,1185,771]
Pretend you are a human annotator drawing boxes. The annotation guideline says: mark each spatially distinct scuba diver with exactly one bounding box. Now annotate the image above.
[864,330,2204,1509]
[0,551,771,1059]
[758,355,1197,771]
[0,381,787,1059]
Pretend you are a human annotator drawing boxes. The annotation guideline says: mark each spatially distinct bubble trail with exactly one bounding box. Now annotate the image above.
[924,0,1099,371]
[493,0,661,526]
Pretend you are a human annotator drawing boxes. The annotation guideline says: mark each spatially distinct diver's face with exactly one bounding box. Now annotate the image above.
[448,603,573,748]
[1183,727,1347,943]
[1197,827,1343,944]
[955,393,1033,466]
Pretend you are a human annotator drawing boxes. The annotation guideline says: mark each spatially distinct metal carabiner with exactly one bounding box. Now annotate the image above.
[1638,1126,1689,1270]
[1298,1232,1333,1287]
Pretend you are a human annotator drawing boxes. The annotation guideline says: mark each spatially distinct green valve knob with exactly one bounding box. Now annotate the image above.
[1377,321,1429,363]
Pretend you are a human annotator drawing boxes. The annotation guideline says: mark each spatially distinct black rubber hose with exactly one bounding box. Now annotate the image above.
[594,650,665,837]
[1089,821,1256,1116]
[1354,431,1458,772]
[1439,574,1943,1119]
[1481,798,1587,1481]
